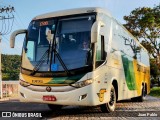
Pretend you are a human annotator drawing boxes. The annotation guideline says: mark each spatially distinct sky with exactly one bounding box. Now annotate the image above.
[0,0,159,55]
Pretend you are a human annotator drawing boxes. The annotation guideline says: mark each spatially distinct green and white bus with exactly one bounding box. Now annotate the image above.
[10,7,150,112]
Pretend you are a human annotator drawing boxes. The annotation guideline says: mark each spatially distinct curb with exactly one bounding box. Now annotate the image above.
[0,97,19,102]
[0,98,10,101]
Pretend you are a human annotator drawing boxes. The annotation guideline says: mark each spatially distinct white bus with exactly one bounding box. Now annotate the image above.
[10,7,150,112]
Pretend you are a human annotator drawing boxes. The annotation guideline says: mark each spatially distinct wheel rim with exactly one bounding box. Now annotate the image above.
[109,89,115,106]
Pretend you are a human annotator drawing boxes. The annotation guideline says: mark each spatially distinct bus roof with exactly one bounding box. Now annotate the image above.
[33,7,112,20]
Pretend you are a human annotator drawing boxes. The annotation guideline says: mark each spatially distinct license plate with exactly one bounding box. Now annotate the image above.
[43,96,57,101]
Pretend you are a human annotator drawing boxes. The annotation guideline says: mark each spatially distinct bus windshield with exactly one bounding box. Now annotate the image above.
[23,15,95,74]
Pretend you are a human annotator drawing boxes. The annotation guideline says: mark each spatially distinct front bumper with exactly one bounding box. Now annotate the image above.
[18,83,109,106]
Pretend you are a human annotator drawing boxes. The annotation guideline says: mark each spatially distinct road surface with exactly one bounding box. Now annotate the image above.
[0,95,159,120]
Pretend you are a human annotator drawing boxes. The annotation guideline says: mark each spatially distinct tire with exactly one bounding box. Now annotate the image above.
[137,86,146,102]
[100,85,116,113]
[131,86,146,102]
[48,104,62,111]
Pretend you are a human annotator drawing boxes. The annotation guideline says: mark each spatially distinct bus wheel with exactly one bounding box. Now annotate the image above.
[132,86,146,102]
[137,86,146,102]
[47,104,62,111]
[100,85,116,113]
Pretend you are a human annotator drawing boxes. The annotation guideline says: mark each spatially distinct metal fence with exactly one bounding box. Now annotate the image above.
[1,81,18,98]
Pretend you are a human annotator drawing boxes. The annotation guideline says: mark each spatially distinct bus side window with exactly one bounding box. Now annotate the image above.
[96,35,106,68]
[101,35,106,60]
[26,41,35,61]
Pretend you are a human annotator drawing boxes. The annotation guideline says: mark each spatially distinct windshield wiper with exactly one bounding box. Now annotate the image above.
[30,49,49,76]
[30,47,70,76]
[30,46,71,76]
[52,47,70,76]
[49,19,70,76]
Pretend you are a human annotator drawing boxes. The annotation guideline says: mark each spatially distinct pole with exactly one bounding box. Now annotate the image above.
[0,35,2,99]
[0,5,14,99]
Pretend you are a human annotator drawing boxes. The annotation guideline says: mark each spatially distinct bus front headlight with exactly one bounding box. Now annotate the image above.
[20,79,31,87]
[70,79,93,88]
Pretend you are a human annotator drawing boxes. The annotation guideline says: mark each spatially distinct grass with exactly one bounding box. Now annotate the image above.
[149,87,160,97]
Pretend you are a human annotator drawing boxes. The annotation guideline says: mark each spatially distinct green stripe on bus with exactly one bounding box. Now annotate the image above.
[121,56,136,90]
[47,74,85,84]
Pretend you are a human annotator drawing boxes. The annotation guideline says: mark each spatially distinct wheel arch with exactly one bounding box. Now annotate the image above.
[142,82,147,95]
[112,79,118,101]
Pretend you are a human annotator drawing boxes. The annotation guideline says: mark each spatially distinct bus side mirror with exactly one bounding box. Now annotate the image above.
[10,29,27,48]
[91,21,105,43]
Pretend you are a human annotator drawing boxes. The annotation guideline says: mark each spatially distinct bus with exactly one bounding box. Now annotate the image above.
[10,7,150,113]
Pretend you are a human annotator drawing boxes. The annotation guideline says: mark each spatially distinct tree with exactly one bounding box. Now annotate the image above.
[123,4,160,65]
[150,59,160,79]
[1,54,21,80]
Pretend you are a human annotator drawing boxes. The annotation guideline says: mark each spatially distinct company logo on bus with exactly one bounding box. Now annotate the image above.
[46,86,52,92]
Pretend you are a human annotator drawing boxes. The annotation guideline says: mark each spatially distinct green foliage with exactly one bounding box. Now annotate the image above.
[149,87,160,97]
[2,54,21,80]
[150,59,160,79]
[123,4,160,59]
[123,4,160,78]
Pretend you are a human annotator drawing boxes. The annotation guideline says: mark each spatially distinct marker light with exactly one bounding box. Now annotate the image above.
[79,94,87,101]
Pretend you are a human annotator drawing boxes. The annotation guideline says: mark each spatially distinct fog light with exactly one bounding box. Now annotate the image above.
[20,92,26,98]
[78,94,87,101]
